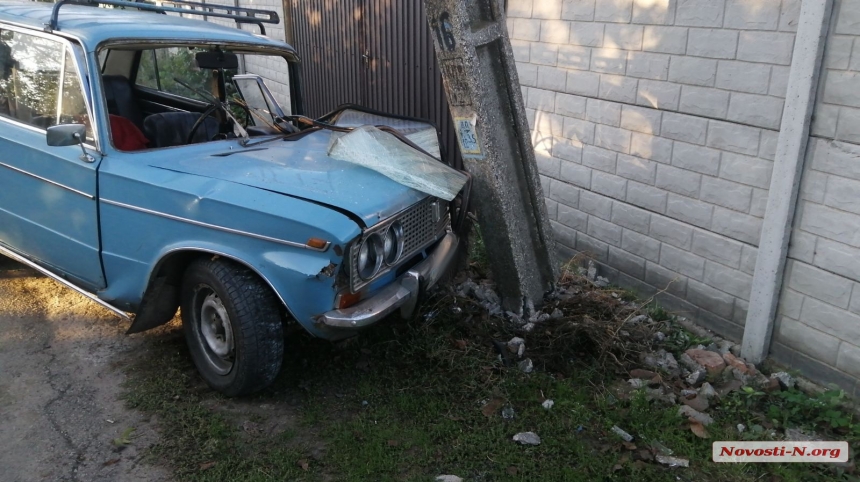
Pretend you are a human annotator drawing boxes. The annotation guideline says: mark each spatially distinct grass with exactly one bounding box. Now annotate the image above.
[123,287,859,481]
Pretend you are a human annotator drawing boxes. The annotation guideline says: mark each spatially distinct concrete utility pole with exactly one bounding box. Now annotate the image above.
[422,0,557,312]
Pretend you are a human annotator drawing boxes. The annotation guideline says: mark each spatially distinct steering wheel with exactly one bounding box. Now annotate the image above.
[187,99,252,145]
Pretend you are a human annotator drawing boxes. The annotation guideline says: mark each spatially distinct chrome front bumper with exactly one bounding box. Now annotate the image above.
[317,232,459,329]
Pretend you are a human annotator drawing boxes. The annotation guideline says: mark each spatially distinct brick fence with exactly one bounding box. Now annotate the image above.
[508,0,860,396]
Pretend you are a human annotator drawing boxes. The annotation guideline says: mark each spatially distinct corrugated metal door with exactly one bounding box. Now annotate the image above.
[287,0,459,166]
[288,0,367,111]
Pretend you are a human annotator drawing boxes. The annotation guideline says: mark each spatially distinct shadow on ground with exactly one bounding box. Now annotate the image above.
[0,259,171,482]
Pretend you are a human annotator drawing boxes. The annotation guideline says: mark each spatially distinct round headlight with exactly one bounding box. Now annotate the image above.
[357,233,384,280]
[382,221,405,265]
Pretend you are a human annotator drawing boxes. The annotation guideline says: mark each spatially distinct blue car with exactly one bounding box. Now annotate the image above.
[0,0,466,395]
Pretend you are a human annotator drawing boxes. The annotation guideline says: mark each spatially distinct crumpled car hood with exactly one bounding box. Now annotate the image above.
[146,130,429,227]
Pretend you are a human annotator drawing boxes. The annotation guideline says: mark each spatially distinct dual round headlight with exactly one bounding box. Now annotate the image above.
[357,221,405,281]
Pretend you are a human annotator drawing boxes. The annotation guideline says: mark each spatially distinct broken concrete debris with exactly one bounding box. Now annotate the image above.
[771,371,796,390]
[436,476,464,482]
[679,353,701,373]
[698,382,717,400]
[645,386,677,404]
[642,349,681,377]
[451,262,837,474]
[685,369,706,387]
[655,455,689,468]
[455,278,562,325]
[506,337,525,358]
[586,261,597,281]
[629,314,649,325]
[784,427,818,442]
[717,339,734,355]
[684,349,727,376]
[512,432,541,446]
[679,405,714,426]
[518,358,534,374]
[723,352,750,374]
[611,425,634,442]
[628,378,645,389]
[680,394,709,412]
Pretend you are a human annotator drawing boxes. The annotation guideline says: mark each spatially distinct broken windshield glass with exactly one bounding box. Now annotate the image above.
[327,125,467,201]
[331,109,442,159]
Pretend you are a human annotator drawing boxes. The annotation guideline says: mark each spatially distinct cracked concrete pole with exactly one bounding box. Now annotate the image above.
[423,0,557,312]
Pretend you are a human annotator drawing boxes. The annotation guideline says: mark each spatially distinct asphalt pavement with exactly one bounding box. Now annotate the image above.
[0,256,170,482]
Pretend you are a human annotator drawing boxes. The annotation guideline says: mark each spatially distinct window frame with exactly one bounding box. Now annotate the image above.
[0,23,99,151]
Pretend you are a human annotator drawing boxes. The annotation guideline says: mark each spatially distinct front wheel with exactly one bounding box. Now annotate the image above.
[181,258,284,396]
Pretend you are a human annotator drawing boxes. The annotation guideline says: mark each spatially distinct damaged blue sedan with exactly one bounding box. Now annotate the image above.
[0,0,468,395]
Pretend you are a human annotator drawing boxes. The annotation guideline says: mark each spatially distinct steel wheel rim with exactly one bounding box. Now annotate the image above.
[196,288,234,375]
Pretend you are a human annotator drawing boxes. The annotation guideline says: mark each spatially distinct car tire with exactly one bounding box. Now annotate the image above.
[180,257,284,397]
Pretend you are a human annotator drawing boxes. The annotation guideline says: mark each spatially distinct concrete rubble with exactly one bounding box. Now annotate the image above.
[506,337,525,358]
[655,455,689,468]
[679,405,714,425]
[771,371,796,389]
[610,425,634,442]
[435,476,463,482]
[512,432,541,446]
[517,358,534,374]
[449,260,849,474]
[641,349,681,377]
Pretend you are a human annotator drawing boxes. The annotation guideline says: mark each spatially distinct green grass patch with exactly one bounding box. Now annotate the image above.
[124,297,857,481]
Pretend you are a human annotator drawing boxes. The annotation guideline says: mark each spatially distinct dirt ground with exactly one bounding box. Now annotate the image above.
[0,256,171,482]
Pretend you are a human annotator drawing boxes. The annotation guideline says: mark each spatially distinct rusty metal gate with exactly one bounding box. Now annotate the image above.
[287,0,459,166]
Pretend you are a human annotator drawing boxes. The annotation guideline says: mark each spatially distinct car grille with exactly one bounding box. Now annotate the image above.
[350,197,448,292]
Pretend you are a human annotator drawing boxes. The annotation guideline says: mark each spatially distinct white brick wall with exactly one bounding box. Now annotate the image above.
[511,0,792,129]
[512,0,860,395]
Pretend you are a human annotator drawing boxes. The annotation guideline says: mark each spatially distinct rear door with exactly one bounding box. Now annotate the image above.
[0,27,104,289]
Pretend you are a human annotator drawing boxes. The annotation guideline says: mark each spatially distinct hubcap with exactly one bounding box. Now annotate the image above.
[196,290,234,375]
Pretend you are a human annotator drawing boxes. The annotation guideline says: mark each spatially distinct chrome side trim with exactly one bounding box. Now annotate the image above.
[0,243,131,322]
[101,199,330,252]
[0,161,95,200]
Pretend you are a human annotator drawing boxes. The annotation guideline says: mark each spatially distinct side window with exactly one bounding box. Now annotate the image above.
[135,49,158,89]
[241,54,291,115]
[59,50,90,129]
[135,48,213,101]
[0,29,92,139]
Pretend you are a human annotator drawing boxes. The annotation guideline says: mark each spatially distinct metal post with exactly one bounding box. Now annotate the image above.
[422,0,557,313]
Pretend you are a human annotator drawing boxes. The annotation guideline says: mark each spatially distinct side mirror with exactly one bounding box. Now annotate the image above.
[46,124,86,147]
[46,124,95,163]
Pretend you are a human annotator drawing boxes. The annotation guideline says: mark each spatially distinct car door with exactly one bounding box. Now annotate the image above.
[0,27,104,289]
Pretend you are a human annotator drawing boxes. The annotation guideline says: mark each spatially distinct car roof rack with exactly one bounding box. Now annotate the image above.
[46,0,280,35]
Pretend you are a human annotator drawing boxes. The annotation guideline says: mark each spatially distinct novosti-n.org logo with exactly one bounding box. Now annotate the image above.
[713,441,849,463]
